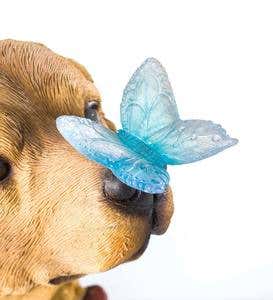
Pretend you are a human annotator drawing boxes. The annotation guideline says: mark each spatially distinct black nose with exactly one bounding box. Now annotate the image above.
[103,170,154,215]
[103,170,137,200]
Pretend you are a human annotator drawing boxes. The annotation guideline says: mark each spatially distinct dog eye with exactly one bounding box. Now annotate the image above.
[84,100,99,122]
[0,158,11,182]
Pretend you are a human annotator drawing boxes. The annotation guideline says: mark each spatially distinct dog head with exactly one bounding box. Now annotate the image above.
[0,40,173,295]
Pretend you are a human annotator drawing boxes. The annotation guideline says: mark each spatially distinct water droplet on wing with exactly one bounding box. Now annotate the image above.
[212,135,221,142]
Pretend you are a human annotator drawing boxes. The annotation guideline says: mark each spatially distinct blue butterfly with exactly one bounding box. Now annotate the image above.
[56,58,238,194]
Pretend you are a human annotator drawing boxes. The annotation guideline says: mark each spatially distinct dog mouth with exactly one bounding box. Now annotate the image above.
[49,192,172,285]
[127,191,173,262]
[128,232,151,262]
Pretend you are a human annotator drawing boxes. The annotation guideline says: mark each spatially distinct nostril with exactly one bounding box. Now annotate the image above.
[103,170,137,200]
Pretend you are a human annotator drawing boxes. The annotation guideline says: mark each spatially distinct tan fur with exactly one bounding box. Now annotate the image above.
[0,40,174,300]
[0,282,85,300]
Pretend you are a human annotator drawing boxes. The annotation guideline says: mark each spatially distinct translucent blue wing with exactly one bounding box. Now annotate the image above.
[121,58,238,165]
[121,57,180,141]
[113,158,169,194]
[56,116,169,194]
[149,119,238,164]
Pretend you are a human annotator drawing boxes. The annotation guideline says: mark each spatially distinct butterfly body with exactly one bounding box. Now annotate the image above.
[56,58,238,194]
[117,130,167,168]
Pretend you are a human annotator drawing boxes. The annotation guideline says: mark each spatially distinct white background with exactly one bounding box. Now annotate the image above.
[1,1,273,299]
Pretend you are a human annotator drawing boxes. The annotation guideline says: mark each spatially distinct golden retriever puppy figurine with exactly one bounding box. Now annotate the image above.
[0,40,174,300]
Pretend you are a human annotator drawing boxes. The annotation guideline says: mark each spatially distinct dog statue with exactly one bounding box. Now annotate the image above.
[0,40,174,300]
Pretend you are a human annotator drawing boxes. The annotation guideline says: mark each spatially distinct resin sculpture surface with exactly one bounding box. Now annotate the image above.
[56,58,238,194]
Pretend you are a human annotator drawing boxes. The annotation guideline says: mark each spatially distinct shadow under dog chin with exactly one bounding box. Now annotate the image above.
[49,274,84,285]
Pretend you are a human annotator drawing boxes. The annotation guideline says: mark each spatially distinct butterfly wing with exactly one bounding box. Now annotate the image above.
[121,58,238,165]
[112,158,169,194]
[121,57,180,141]
[150,119,238,164]
[56,116,169,193]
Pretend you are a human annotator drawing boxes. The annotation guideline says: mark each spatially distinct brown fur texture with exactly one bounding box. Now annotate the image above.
[0,40,174,300]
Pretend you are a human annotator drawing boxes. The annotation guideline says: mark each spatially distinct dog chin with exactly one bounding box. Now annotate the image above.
[126,232,151,262]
